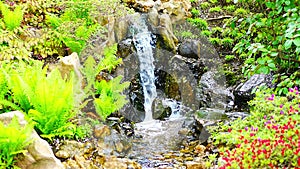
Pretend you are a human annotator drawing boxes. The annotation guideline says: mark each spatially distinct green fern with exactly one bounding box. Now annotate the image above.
[94,76,129,121]
[97,43,122,73]
[3,60,78,139]
[0,2,23,31]
[28,68,75,139]
[0,115,32,168]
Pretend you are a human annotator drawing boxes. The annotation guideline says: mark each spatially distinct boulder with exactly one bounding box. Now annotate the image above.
[178,39,201,59]
[198,71,234,110]
[124,0,191,22]
[0,111,64,169]
[156,14,178,52]
[152,98,172,120]
[233,74,273,110]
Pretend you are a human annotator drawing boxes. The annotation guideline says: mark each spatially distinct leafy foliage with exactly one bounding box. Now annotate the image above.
[94,76,129,121]
[230,0,300,83]
[1,60,78,140]
[0,2,23,31]
[81,44,128,121]
[0,116,32,168]
[0,0,132,60]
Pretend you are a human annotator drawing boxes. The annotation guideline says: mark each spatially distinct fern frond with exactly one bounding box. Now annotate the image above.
[94,75,129,121]
[0,2,23,31]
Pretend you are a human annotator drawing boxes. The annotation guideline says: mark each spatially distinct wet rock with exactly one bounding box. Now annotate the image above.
[234,74,272,110]
[55,140,86,159]
[178,39,200,59]
[185,161,205,169]
[0,111,64,169]
[117,39,134,58]
[198,71,234,110]
[124,0,191,22]
[103,156,142,169]
[156,14,178,52]
[152,98,172,120]
[194,144,206,155]
[94,124,111,139]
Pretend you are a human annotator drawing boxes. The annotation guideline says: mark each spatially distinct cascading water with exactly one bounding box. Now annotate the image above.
[131,15,157,121]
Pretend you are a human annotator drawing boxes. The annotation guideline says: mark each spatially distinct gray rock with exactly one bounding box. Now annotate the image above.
[198,71,234,110]
[0,111,64,169]
[178,39,200,59]
[233,74,273,110]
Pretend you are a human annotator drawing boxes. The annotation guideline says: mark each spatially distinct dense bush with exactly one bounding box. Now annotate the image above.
[230,0,300,94]
[208,87,300,168]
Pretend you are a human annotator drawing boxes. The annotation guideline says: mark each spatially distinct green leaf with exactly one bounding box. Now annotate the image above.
[293,38,300,46]
[257,58,266,65]
[268,63,276,69]
[256,66,269,74]
[284,40,293,49]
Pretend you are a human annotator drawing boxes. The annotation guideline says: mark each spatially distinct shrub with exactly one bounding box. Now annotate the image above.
[209,87,300,168]
[0,116,33,168]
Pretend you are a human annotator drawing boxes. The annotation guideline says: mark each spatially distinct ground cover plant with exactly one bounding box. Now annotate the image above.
[208,87,300,168]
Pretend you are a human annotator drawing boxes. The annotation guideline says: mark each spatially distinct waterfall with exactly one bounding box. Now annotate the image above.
[131,15,157,121]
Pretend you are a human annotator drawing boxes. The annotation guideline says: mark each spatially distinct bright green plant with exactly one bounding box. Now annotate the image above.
[0,116,33,168]
[2,60,79,140]
[209,37,221,45]
[201,30,212,37]
[200,2,211,9]
[225,54,235,61]
[222,37,234,48]
[208,87,300,168]
[223,5,235,13]
[81,44,127,121]
[209,0,218,4]
[274,72,300,95]
[0,2,23,31]
[187,18,208,30]
[82,44,122,94]
[234,7,248,16]
[191,8,200,16]
[94,76,129,121]
[209,6,222,13]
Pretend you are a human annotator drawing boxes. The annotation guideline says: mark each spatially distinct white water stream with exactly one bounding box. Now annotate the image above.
[131,15,157,122]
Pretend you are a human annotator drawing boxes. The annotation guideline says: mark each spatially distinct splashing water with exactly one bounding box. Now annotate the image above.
[131,15,157,122]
